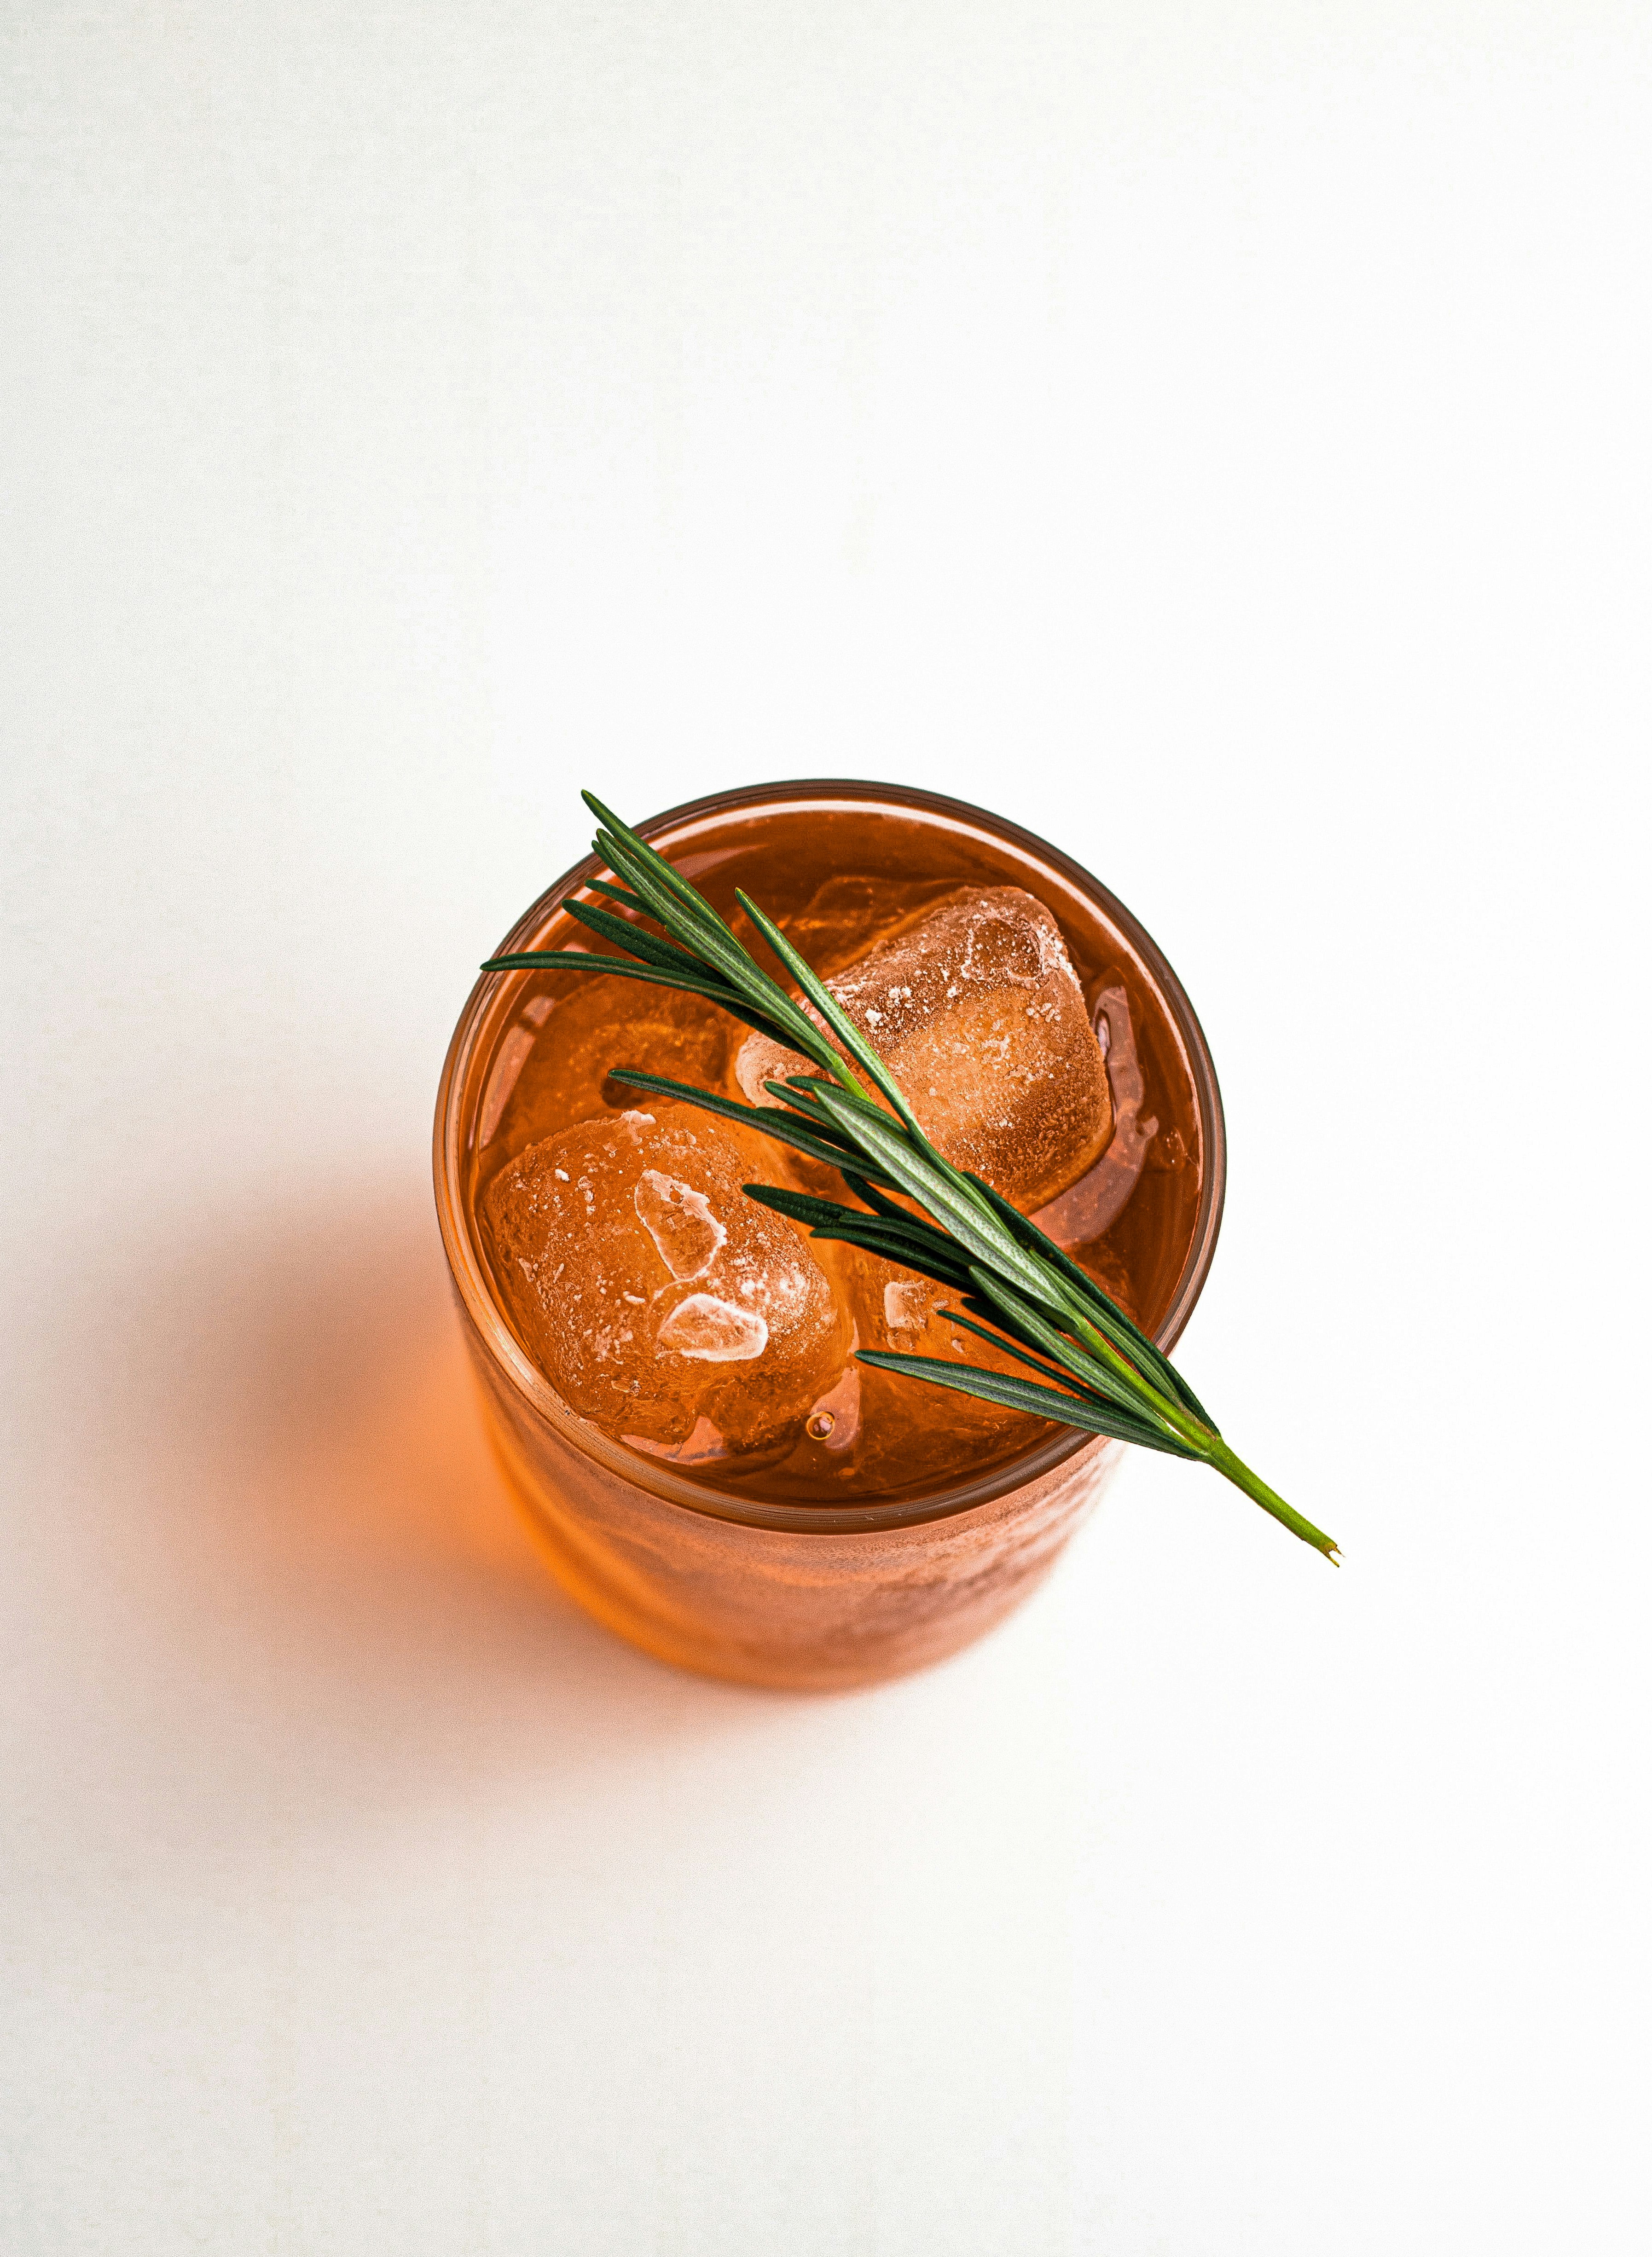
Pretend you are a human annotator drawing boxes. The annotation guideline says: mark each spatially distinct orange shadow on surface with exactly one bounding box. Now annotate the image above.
[36,1180,797,1876]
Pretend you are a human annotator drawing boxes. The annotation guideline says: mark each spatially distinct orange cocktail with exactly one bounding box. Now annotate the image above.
[434,782,1223,1689]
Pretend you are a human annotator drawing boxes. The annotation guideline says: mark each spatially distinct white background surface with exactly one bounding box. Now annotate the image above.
[4,3,1648,2250]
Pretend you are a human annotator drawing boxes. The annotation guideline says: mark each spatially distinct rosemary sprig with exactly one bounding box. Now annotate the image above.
[483,793,1338,1561]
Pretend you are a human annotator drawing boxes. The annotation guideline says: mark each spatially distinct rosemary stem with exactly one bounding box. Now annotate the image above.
[1203,1440,1339,1560]
[1066,1308,1207,1447]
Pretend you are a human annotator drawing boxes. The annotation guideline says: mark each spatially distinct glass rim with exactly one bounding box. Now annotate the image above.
[433,778,1227,1536]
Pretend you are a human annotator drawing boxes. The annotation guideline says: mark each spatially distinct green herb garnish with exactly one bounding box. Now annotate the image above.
[484,793,1338,1561]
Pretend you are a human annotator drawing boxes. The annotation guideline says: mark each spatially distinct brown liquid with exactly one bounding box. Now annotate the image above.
[463,800,1204,1507]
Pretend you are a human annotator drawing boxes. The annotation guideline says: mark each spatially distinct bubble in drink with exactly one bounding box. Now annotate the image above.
[481,1106,851,1458]
[734,885,1113,1211]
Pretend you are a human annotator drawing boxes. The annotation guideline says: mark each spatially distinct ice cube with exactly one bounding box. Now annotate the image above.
[1026,984,1158,1244]
[839,1248,1058,1476]
[481,1105,851,1458]
[732,886,1113,1211]
[491,976,729,1151]
[634,1169,727,1280]
[773,873,961,979]
[882,1279,931,1334]
[656,1293,768,1360]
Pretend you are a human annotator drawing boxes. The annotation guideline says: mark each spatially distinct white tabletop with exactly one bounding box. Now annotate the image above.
[5,6,1647,2250]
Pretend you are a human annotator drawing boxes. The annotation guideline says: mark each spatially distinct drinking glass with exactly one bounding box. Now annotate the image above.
[434,781,1224,1690]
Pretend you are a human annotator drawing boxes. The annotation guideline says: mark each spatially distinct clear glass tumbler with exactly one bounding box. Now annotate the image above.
[434,781,1225,1690]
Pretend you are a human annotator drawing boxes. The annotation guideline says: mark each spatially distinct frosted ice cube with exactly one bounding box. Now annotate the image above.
[733,885,1113,1211]
[774,873,961,979]
[842,1251,1053,1461]
[489,976,730,1150]
[481,1105,851,1458]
